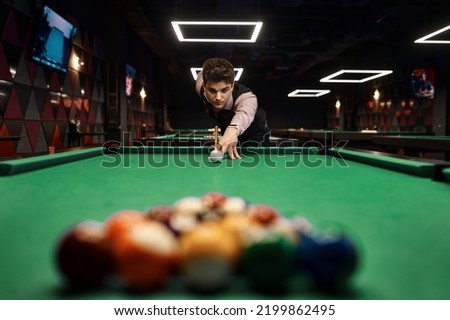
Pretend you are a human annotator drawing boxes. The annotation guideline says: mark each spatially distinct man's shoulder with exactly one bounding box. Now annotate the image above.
[233,82,253,97]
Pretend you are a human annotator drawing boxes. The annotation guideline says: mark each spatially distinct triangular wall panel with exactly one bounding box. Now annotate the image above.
[55,104,67,122]
[24,120,41,150]
[15,82,32,116]
[63,72,74,95]
[0,80,13,116]
[41,94,55,121]
[26,59,37,84]
[12,0,30,15]
[24,89,41,120]
[33,124,48,152]
[41,121,55,147]
[50,124,63,149]
[16,123,32,153]
[0,123,15,156]
[33,65,47,88]
[48,72,60,92]
[1,11,21,47]
[4,87,23,119]
[0,43,13,81]
[13,53,31,85]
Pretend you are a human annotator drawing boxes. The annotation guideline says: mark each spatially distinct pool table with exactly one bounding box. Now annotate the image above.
[270,129,436,149]
[373,135,450,160]
[1,146,450,300]
[133,132,299,147]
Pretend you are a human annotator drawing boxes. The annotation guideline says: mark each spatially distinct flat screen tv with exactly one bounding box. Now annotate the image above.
[125,64,136,97]
[31,6,77,72]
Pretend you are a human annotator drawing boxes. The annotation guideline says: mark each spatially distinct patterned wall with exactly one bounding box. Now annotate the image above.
[0,0,105,157]
[356,98,433,132]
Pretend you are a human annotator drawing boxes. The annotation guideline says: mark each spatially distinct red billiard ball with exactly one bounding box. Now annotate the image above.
[247,204,280,226]
[201,192,227,210]
[55,221,114,289]
[145,205,176,233]
[110,220,180,291]
[145,205,174,223]
[104,210,145,248]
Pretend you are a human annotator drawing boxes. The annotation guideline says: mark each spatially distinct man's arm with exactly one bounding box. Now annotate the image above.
[227,93,258,135]
[195,71,204,96]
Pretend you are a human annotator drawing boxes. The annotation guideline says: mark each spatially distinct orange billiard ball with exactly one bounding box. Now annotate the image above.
[109,219,180,291]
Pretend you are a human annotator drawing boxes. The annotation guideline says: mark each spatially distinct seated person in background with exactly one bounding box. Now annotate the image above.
[196,57,269,160]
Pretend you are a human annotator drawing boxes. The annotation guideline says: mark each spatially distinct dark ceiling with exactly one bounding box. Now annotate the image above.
[115,0,448,84]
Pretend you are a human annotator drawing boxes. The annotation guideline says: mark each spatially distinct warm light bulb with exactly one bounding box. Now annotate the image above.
[373,89,380,100]
[335,99,341,109]
[140,88,147,99]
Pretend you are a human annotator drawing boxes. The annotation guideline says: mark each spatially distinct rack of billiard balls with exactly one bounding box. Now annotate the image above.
[55,192,359,294]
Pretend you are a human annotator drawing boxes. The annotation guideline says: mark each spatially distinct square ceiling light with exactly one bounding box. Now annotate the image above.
[320,69,393,83]
[287,89,330,97]
[414,25,450,44]
[191,67,244,81]
[171,21,263,43]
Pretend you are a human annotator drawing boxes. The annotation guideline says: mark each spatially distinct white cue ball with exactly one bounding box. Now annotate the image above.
[208,149,223,162]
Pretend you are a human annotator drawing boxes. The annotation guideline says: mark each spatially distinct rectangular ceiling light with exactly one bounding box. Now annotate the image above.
[191,67,244,81]
[287,89,330,98]
[171,21,263,43]
[414,25,450,44]
[320,69,393,83]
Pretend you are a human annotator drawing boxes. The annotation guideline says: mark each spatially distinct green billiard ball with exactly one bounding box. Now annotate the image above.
[241,231,296,294]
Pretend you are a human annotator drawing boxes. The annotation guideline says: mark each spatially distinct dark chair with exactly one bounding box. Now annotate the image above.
[68,123,81,147]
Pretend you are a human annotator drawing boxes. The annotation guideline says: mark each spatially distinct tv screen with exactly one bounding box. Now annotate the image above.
[31,6,77,72]
[125,64,136,96]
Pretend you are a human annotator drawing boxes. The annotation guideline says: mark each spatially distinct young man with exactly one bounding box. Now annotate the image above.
[196,58,269,160]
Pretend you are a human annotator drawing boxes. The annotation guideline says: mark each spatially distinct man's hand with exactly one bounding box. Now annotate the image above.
[219,126,241,160]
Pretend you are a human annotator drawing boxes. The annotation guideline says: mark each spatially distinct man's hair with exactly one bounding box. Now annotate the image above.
[202,58,235,84]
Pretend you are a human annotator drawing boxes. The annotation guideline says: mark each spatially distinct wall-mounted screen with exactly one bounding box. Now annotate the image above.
[411,67,435,99]
[125,64,136,97]
[31,6,77,72]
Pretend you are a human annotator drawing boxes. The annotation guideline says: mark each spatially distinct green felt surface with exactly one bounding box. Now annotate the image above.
[0,148,103,176]
[328,148,436,178]
[1,148,450,300]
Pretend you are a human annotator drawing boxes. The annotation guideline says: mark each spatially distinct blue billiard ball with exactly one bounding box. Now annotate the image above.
[296,233,359,288]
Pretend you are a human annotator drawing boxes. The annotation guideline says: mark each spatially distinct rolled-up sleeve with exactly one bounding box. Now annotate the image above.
[195,71,204,95]
[230,92,258,135]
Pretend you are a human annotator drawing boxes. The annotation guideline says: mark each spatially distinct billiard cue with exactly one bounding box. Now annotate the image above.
[214,125,219,149]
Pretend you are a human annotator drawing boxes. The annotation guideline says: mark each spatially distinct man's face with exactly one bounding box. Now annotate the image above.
[203,81,233,109]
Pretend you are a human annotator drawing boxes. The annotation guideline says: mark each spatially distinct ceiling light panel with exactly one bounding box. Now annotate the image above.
[191,68,244,81]
[320,69,393,83]
[287,89,330,98]
[171,21,263,43]
[414,25,450,44]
